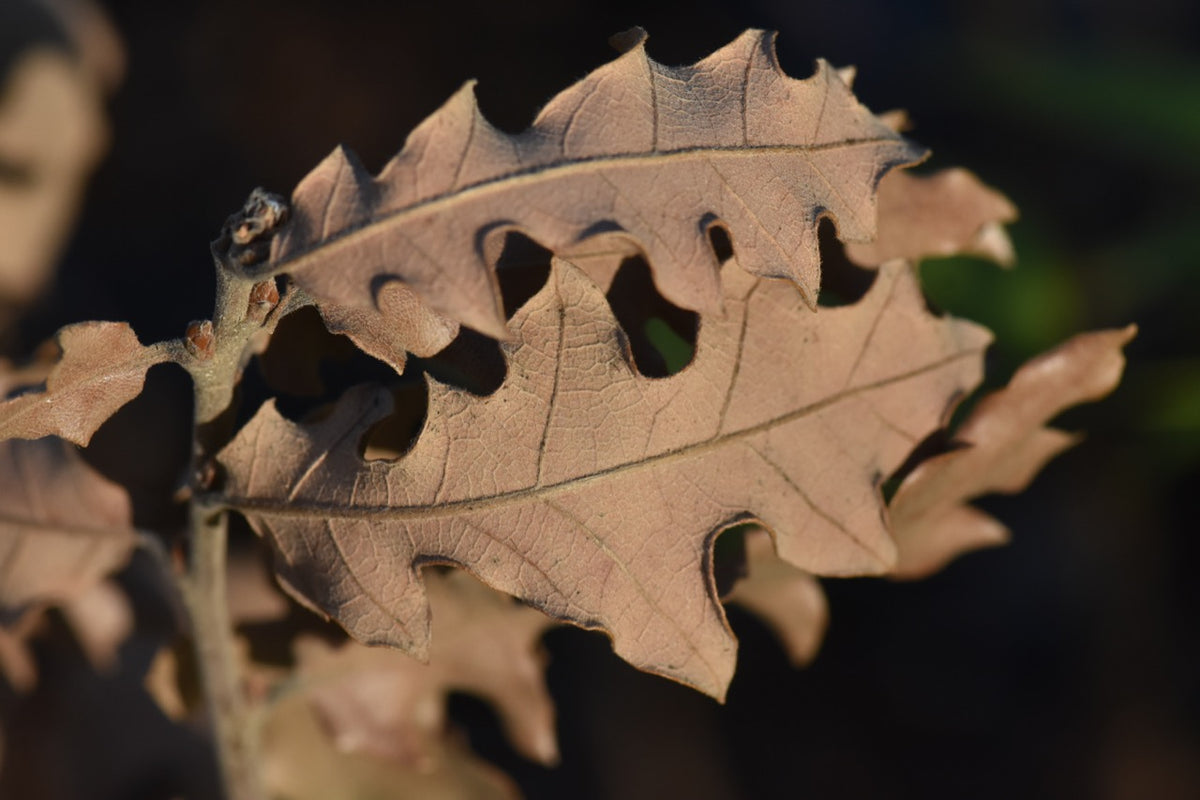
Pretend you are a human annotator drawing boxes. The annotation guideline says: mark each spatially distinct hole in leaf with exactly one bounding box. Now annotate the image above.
[256,305,359,397]
[606,256,697,378]
[707,224,734,263]
[254,306,404,424]
[711,522,753,600]
[920,288,947,317]
[644,319,693,375]
[493,231,553,319]
[415,326,507,397]
[816,218,877,308]
[362,381,429,461]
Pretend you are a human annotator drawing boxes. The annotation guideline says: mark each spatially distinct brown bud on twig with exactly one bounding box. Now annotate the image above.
[232,189,289,245]
[211,188,290,273]
[245,280,280,323]
[184,320,215,361]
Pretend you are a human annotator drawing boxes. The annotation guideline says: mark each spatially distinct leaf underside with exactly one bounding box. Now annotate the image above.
[0,437,134,616]
[267,29,923,357]
[845,167,1018,268]
[294,568,558,766]
[723,325,1132,663]
[889,325,1134,578]
[0,322,166,446]
[219,258,990,699]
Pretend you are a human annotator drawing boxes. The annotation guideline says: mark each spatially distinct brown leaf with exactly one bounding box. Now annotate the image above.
[0,437,135,615]
[0,321,168,446]
[726,527,828,667]
[241,570,530,799]
[220,257,990,699]
[59,579,133,672]
[0,339,59,398]
[293,569,557,767]
[318,283,460,374]
[227,546,291,626]
[0,614,38,691]
[249,271,459,391]
[0,436,136,691]
[889,326,1135,579]
[845,168,1018,268]
[143,645,189,721]
[260,689,520,800]
[267,29,922,346]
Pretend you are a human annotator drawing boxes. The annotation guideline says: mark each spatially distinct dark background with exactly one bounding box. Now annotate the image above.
[2,0,1198,798]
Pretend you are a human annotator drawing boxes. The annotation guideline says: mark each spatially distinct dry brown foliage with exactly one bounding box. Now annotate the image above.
[0,25,1130,799]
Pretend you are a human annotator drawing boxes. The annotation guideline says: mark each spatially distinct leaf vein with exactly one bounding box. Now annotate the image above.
[222,348,981,520]
[273,139,898,275]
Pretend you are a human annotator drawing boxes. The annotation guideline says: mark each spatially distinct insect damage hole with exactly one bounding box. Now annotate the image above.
[361,381,430,461]
[405,229,552,398]
[492,231,553,320]
[816,218,877,308]
[606,255,698,378]
[711,521,754,600]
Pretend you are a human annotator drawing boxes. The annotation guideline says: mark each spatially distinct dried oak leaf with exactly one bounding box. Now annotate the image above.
[0,613,38,691]
[58,578,134,671]
[317,283,461,374]
[261,688,520,800]
[239,569,527,798]
[725,527,827,667]
[0,437,136,688]
[265,28,922,352]
[724,331,1132,666]
[219,257,990,699]
[0,322,168,446]
[226,545,292,625]
[143,645,189,721]
[845,167,1018,268]
[840,91,1014,266]
[0,339,60,399]
[293,569,557,767]
[0,436,135,614]
[889,326,1135,579]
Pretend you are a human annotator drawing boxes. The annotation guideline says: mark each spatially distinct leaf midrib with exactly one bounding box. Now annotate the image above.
[272,137,901,274]
[222,347,981,520]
